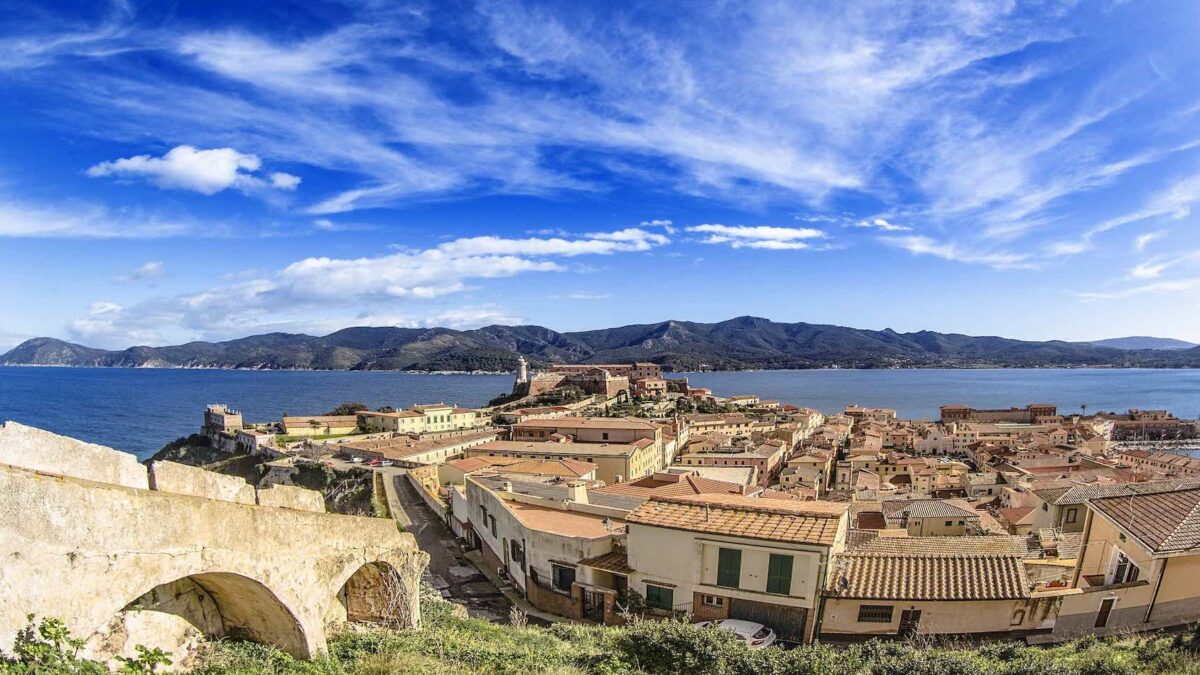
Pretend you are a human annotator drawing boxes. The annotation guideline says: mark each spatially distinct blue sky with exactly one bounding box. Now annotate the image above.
[2,0,1200,350]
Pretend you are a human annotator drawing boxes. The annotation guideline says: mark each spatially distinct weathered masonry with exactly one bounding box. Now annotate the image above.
[0,422,428,669]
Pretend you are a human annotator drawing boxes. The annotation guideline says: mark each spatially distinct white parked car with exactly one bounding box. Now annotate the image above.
[380,461,395,467]
[695,619,777,649]
[350,457,365,464]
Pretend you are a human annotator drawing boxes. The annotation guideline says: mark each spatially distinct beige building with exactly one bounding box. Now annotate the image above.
[622,494,850,642]
[357,403,477,435]
[466,438,661,484]
[1053,486,1200,638]
[822,547,1056,638]
[279,415,359,437]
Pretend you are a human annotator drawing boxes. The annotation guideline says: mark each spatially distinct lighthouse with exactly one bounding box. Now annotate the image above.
[515,355,529,384]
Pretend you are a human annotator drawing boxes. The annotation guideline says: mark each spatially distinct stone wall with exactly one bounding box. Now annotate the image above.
[0,423,428,667]
[0,421,147,489]
[255,484,326,512]
[149,460,257,505]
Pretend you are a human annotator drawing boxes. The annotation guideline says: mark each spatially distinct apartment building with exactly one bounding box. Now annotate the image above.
[356,403,478,435]
[466,439,660,484]
[622,494,850,642]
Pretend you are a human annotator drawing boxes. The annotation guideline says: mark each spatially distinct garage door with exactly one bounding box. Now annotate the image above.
[729,599,807,642]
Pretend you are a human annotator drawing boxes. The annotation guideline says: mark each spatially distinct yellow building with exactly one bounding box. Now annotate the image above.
[466,438,660,484]
[1053,486,1200,638]
[357,403,477,435]
[622,494,850,642]
[279,415,360,437]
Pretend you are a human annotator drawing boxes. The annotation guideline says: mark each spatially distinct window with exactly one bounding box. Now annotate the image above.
[945,520,953,526]
[857,605,894,623]
[700,594,724,607]
[510,540,525,572]
[1065,508,1078,524]
[489,515,497,537]
[716,547,742,588]
[645,584,673,610]
[551,563,576,592]
[766,554,793,594]
[1042,503,1049,511]
[1110,551,1140,585]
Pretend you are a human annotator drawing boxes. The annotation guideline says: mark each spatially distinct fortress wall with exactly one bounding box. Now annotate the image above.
[149,460,257,505]
[0,421,148,489]
[255,484,326,512]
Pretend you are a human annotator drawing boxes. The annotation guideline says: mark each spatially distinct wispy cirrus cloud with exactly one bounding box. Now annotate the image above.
[881,235,1033,270]
[687,224,826,250]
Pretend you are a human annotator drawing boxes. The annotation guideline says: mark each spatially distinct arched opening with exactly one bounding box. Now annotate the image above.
[88,572,309,667]
[330,561,406,625]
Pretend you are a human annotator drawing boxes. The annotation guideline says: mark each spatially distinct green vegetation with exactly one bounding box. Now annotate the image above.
[290,463,376,516]
[191,595,1200,675]
[371,472,392,519]
[326,402,370,416]
[11,603,1200,675]
[144,434,228,467]
[1,616,170,674]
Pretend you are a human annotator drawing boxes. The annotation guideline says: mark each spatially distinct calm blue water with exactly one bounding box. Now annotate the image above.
[2,366,1200,460]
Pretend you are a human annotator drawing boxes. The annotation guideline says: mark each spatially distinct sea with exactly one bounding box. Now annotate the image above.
[2,366,1200,461]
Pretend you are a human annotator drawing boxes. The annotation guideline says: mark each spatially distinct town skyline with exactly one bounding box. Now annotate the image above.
[4,1,1200,349]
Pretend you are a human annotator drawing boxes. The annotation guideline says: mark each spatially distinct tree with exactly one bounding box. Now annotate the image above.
[326,401,369,416]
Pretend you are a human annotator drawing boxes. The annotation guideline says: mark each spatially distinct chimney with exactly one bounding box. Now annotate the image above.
[502,481,513,493]
[566,481,589,504]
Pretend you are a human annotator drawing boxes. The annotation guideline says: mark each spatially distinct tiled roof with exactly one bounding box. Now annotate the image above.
[626,494,847,546]
[514,416,660,430]
[1033,479,1200,506]
[1089,486,1200,554]
[998,506,1036,525]
[577,550,634,575]
[846,533,1033,557]
[828,552,1030,600]
[882,499,979,520]
[499,458,600,478]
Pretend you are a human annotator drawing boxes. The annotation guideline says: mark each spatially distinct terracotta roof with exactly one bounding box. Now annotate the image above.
[1089,486,1200,554]
[506,501,624,539]
[626,494,847,546]
[828,552,1030,600]
[577,550,634,575]
[846,533,1034,557]
[470,439,643,457]
[882,499,980,521]
[1032,479,1200,506]
[998,506,1036,526]
[514,416,660,430]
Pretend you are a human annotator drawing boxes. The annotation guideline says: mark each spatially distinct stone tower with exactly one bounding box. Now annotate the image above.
[515,355,529,384]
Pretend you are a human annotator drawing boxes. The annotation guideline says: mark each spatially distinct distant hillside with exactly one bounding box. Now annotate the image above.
[1089,336,1197,350]
[5,316,1200,371]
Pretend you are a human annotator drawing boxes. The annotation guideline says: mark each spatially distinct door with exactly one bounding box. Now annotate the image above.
[582,589,605,622]
[1095,598,1115,628]
[898,609,922,636]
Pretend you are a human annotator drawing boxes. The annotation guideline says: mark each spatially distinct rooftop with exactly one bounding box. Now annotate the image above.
[828,552,1030,600]
[514,416,661,430]
[471,439,642,457]
[1089,486,1200,555]
[626,494,847,546]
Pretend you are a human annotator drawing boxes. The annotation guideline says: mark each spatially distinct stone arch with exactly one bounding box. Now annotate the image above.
[327,561,407,626]
[87,572,310,666]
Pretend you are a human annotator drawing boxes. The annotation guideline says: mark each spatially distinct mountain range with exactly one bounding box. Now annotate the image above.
[3,317,1200,371]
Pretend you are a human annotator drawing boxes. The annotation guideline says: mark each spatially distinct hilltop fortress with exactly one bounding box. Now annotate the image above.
[0,422,427,669]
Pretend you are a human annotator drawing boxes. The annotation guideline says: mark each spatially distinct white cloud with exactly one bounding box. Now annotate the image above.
[881,235,1033,270]
[269,172,301,190]
[1077,277,1200,301]
[552,291,612,300]
[687,224,826,250]
[63,227,660,346]
[87,145,298,195]
[851,217,912,232]
[1135,230,1166,251]
[0,198,192,238]
[117,261,164,283]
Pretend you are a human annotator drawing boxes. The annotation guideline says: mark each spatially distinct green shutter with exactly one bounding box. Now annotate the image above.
[646,584,673,610]
[766,554,793,594]
[717,548,742,588]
